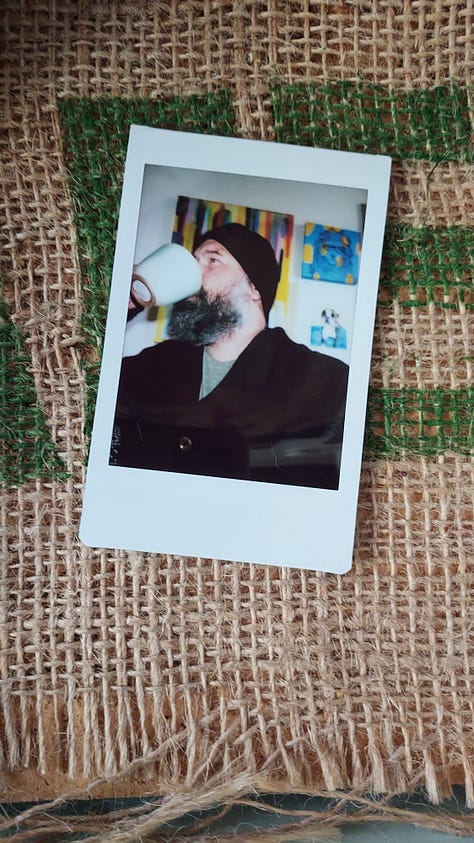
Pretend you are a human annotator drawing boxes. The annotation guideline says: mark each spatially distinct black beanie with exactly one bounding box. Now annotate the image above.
[196,223,280,320]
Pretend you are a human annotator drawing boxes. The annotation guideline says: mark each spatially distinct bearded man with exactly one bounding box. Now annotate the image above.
[112,223,349,489]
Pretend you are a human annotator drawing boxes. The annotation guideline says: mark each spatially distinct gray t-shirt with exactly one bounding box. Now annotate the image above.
[199,347,235,400]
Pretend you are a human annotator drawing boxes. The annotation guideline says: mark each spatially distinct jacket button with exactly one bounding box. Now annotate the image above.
[178,435,192,451]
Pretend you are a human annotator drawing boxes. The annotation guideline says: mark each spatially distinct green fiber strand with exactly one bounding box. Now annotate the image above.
[0,298,67,485]
[272,81,473,162]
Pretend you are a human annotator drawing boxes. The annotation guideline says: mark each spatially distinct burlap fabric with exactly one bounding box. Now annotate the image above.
[1,2,473,840]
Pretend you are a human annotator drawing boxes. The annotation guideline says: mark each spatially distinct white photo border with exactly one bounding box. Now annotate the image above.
[80,127,391,573]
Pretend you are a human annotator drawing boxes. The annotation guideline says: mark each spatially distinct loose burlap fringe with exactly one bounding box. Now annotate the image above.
[3,770,474,842]
[1,1,473,839]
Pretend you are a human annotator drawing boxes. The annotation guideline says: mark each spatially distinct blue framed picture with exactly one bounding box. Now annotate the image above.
[302,223,361,284]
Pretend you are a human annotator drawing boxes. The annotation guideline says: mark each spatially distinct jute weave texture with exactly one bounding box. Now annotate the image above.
[1,2,473,839]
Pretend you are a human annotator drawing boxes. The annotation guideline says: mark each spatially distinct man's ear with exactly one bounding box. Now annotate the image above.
[248,281,261,302]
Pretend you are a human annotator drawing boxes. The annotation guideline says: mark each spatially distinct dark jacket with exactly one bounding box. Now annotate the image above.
[112,327,348,488]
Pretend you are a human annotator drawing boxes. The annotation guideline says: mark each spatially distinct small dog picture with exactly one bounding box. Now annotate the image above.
[311,307,348,348]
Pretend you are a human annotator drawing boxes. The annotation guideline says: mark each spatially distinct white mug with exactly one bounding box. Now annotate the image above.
[132,243,202,307]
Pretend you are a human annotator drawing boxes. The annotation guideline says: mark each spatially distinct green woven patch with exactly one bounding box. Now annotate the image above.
[58,91,236,434]
[272,82,473,162]
[366,387,473,457]
[379,225,474,309]
[0,298,67,485]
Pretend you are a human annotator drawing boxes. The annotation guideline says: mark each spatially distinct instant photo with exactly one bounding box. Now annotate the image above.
[80,128,391,572]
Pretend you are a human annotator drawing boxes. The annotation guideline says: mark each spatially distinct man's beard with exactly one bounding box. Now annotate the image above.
[167,288,241,346]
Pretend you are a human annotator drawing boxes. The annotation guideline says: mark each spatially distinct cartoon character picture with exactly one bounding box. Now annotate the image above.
[311,307,347,349]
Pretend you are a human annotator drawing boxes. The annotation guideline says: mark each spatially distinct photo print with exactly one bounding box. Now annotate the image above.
[80,128,391,572]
